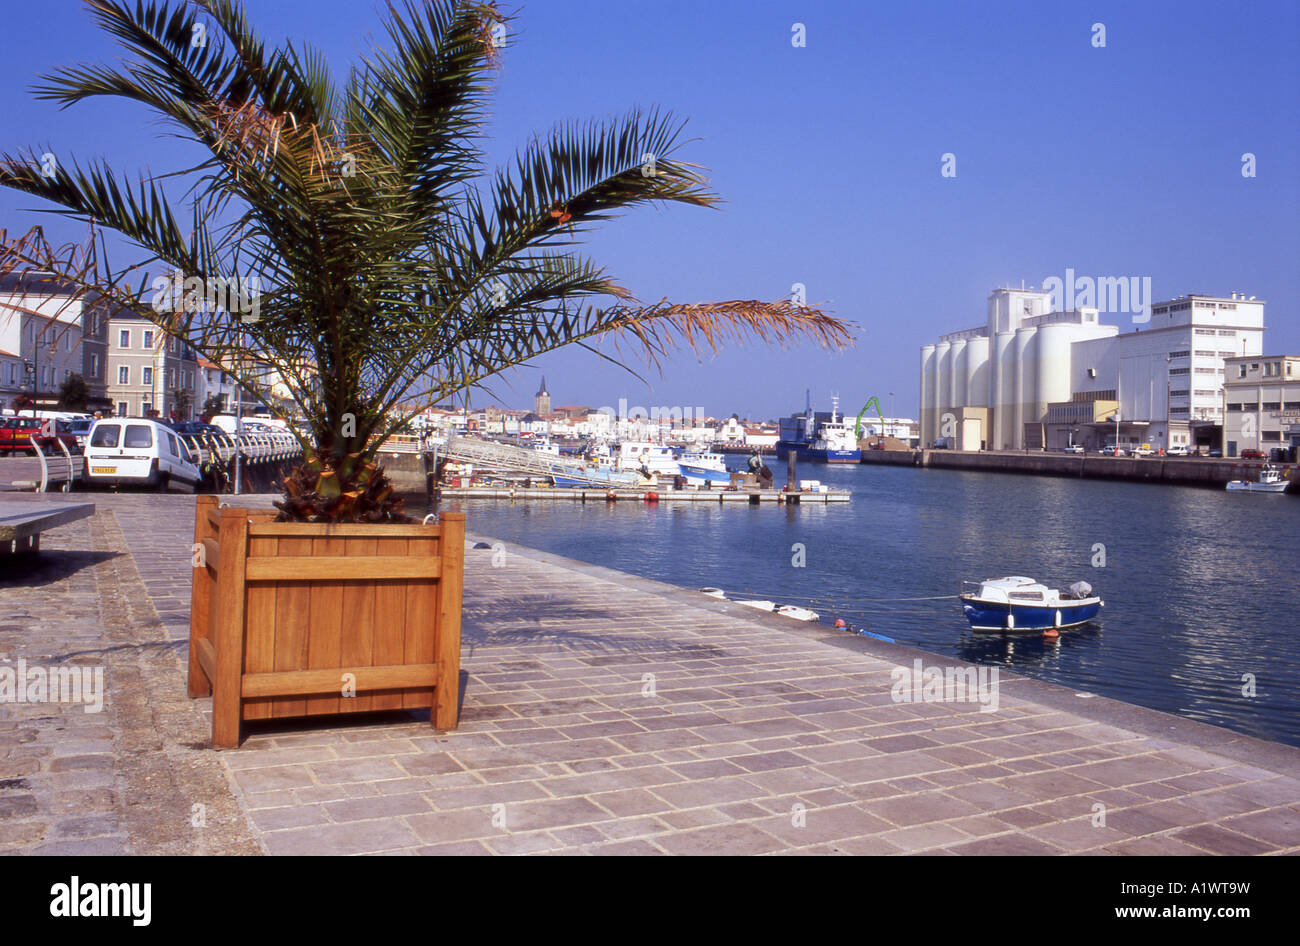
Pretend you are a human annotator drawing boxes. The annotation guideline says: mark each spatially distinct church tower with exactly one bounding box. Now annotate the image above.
[534,376,551,416]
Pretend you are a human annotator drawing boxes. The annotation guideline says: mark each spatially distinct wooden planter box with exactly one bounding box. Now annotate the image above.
[187,495,466,748]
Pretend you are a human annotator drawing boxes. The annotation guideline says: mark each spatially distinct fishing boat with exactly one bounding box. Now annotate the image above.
[1226,464,1290,493]
[677,450,728,486]
[959,577,1102,631]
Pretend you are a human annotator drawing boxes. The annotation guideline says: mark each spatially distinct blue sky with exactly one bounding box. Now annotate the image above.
[2,0,1297,419]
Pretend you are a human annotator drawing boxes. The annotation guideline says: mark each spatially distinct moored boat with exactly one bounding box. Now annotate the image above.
[959,576,1102,631]
[1226,464,1290,493]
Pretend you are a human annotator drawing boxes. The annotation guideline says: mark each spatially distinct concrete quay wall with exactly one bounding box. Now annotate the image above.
[859,449,1297,490]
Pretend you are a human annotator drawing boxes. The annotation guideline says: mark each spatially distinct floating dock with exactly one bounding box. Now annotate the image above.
[438,486,849,503]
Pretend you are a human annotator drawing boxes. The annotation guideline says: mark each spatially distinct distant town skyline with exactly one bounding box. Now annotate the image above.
[2,1,1295,418]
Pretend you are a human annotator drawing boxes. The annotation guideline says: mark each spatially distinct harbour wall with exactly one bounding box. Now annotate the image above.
[859,449,1298,490]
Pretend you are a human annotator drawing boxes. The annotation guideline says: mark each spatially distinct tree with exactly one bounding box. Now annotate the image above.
[57,372,89,411]
[169,386,192,420]
[0,0,851,521]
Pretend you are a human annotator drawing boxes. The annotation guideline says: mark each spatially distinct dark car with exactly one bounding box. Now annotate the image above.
[173,421,225,438]
[1240,449,1267,460]
[0,416,43,454]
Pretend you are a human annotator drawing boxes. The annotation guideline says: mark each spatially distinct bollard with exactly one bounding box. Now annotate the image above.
[786,450,798,491]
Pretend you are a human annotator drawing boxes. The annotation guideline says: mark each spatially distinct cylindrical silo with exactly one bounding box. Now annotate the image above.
[920,344,936,446]
[965,336,990,408]
[949,338,968,410]
[1035,324,1072,428]
[935,341,951,443]
[990,331,1016,448]
[1013,327,1037,449]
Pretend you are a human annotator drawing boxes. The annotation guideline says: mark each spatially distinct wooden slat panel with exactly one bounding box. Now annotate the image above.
[304,535,345,716]
[369,536,408,711]
[194,637,217,686]
[339,537,378,713]
[244,556,440,581]
[248,523,443,538]
[205,508,222,532]
[201,537,220,573]
[271,535,313,718]
[242,663,437,698]
[242,532,279,720]
[212,514,250,748]
[433,513,466,729]
[187,497,218,699]
[403,535,437,709]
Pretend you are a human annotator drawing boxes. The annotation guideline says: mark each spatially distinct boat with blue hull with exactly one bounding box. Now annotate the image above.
[960,576,1103,631]
[776,395,861,464]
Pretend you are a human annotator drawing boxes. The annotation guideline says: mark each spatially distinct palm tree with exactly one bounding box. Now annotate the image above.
[0,0,851,521]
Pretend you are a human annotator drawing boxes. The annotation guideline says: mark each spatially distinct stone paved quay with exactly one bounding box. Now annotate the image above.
[1,485,1299,855]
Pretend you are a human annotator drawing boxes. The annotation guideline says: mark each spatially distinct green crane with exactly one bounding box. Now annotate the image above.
[854,396,886,440]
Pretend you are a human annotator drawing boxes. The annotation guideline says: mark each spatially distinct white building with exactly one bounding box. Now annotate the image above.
[0,272,110,412]
[920,288,1116,450]
[921,287,1266,451]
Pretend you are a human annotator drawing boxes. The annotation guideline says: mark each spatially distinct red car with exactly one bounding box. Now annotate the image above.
[0,416,43,454]
[1240,449,1267,460]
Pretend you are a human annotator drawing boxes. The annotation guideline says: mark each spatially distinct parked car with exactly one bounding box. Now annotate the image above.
[0,416,43,454]
[82,418,202,492]
[1064,444,1085,454]
[172,420,226,438]
[1098,444,1127,456]
[1208,448,1223,457]
[1240,449,1267,460]
[1166,444,1189,457]
[32,417,93,454]
[1133,443,1154,457]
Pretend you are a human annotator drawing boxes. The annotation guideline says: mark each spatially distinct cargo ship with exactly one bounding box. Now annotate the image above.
[776,394,862,463]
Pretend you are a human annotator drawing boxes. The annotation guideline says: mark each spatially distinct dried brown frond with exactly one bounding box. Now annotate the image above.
[599,298,855,373]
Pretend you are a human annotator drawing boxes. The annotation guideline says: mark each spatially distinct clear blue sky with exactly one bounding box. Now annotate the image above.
[3,0,1297,420]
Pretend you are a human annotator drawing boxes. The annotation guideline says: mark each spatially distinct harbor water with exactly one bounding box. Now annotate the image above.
[441,461,1300,748]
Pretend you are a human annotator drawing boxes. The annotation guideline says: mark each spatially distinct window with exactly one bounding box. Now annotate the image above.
[1226,403,1242,412]
[119,329,130,348]
[142,367,153,385]
[118,366,129,385]
[90,424,121,447]
[124,424,153,448]
[141,402,152,416]
[166,433,178,456]
[1169,350,1190,358]
[90,353,100,378]
[1241,403,1259,411]
[143,330,154,349]
[1239,365,1247,378]
[1169,367,1189,375]
[1263,402,1281,411]
[116,402,128,417]
[1195,350,1216,357]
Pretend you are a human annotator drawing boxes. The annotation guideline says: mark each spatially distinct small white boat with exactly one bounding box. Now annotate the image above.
[698,589,820,623]
[1226,465,1290,493]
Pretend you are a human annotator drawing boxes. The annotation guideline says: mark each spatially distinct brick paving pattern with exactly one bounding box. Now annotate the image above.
[2,478,1298,855]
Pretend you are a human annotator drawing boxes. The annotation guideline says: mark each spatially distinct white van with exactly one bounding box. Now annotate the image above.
[83,418,202,492]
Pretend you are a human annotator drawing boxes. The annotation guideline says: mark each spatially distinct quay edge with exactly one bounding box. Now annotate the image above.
[860,449,1298,491]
